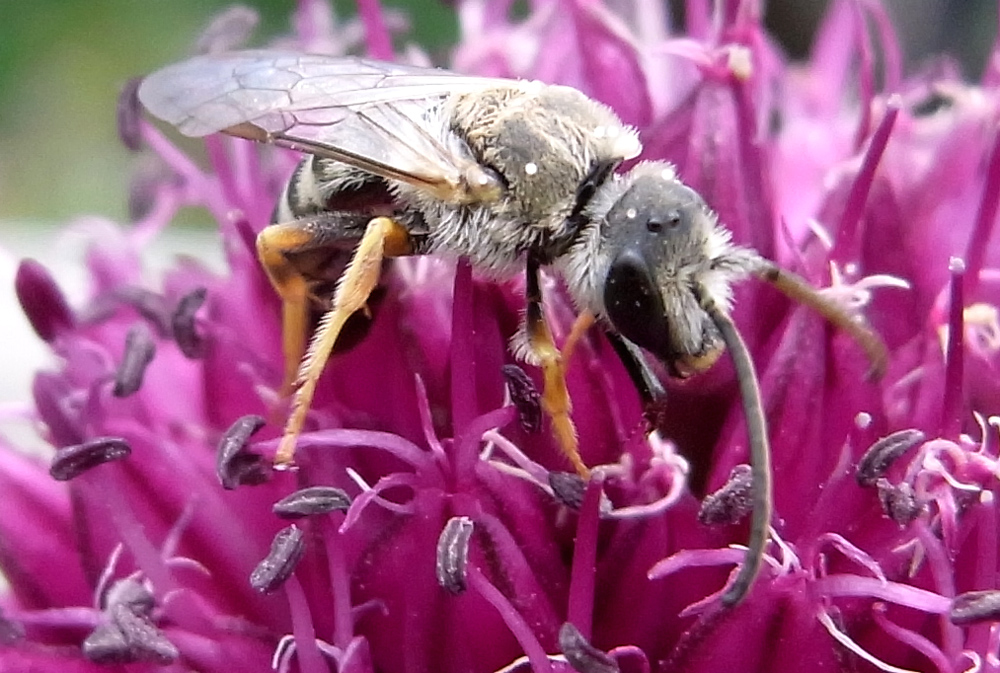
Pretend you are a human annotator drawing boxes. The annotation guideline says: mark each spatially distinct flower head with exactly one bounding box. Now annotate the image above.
[4,1,1000,672]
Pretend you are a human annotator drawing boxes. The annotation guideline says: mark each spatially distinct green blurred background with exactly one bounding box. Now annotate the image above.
[0,0,995,226]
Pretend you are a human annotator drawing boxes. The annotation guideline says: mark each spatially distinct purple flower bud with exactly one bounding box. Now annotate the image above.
[15,259,74,343]
[49,437,131,481]
[250,524,306,593]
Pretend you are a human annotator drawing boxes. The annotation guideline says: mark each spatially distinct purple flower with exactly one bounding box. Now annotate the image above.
[5,1,1000,671]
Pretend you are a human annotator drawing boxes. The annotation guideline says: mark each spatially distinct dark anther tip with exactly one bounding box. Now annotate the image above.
[549,471,586,510]
[103,579,155,617]
[114,287,172,336]
[273,486,352,519]
[171,288,208,359]
[875,478,923,525]
[436,516,474,595]
[698,464,754,525]
[84,607,179,665]
[217,415,271,490]
[195,5,260,54]
[113,324,156,398]
[250,525,306,593]
[116,77,144,152]
[110,604,179,664]
[50,438,131,481]
[502,364,542,434]
[856,429,926,487]
[83,623,131,664]
[950,590,1000,625]
[558,622,619,673]
[15,259,75,343]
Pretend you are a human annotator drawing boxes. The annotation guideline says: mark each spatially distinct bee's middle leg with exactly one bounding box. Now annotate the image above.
[524,257,589,478]
[258,215,414,468]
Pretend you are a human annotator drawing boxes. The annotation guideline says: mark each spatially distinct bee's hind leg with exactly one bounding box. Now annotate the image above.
[524,256,590,478]
[258,215,414,468]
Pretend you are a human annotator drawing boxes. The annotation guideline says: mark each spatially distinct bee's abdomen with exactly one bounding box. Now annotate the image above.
[273,156,399,225]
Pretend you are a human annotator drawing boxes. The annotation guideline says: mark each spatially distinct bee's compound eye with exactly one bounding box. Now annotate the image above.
[464,165,505,202]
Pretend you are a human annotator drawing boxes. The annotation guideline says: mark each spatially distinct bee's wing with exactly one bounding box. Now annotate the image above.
[138,50,509,202]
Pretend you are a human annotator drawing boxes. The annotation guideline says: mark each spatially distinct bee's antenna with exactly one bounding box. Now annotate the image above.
[696,288,772,608]
[756,261,888,379]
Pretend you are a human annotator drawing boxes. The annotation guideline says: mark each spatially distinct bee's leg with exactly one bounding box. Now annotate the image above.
[256,215,365,397]
[525,257,589,477]
[267,216,414,468]
[561,311,595,364]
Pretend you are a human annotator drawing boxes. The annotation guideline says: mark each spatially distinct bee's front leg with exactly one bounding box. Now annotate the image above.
[523,256,590,478]
[257,215,414,468]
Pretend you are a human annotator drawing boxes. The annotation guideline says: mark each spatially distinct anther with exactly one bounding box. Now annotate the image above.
[558,622,619,673]
[114,324,156,397]
[251,525,306,593]
[273,486,352,519]
[116,77,143,152]
[216,415,271,490]
[50,438,131,481]
[698,464,754,525]
[856,429,926,487]
[83,607,179,664]
[109,603,179,664]
[436,516,474,595]
[103,578,155,617]
[502,364,542,433]
[950,590,1000,625]
[876,478,923,525]
[549,471,586,510]
[171,287,207,359]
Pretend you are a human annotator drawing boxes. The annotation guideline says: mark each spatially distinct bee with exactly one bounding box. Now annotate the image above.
[138,50,886,607]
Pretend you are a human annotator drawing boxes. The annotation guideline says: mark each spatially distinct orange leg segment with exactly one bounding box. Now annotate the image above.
[258,215,414,469]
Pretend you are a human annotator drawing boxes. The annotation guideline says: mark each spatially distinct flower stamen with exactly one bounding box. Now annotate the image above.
[273,486,352,519]
[435,516,474,595]
[171,287,207,359]
[113,324,156,397]
[49,437,131,481]
[250,525,305,594]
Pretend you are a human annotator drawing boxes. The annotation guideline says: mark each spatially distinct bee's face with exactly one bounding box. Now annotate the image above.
[569,162,756,376]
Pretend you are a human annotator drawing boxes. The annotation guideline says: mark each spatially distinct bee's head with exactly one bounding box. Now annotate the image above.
[563,161,758,377]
